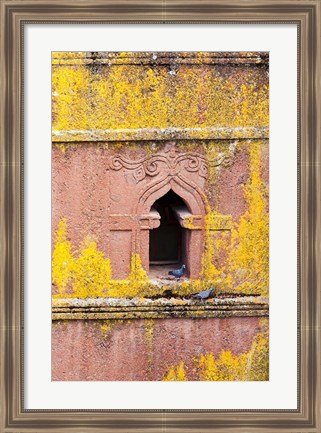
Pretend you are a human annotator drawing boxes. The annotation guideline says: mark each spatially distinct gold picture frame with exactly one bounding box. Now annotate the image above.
[1,0,320,431]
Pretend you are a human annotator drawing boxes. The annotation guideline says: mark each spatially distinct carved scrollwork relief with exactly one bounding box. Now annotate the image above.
[109,141,234,183]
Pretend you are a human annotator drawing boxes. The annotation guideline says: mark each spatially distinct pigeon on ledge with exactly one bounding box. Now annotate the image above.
[192,287,214,300]
[168,264,186,279]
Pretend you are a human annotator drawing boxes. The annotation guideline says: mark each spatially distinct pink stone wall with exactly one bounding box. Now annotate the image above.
[52,317,263,381]
[51,53,269,383]
[52,140,269,282]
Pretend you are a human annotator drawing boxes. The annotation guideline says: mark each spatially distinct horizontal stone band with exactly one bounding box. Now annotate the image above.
[52,296,269,320]
[52,126,269,143]
[52,52,269,66]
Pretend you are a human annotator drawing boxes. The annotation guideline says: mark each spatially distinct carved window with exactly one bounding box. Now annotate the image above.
[149,190,190,277]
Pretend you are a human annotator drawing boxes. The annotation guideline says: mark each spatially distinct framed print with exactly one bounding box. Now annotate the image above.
[1,1,320,432]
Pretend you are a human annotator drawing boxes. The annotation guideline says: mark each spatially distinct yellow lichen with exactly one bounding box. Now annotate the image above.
[52,65,91,130]
[200,211,231,288]
[202,226,222,281]
[243,332,269,380]
[72,237,112,298]
[100,320,112,336]
[163,361,188,381]
[52,53,268,132]
[52,218,75,294]
[144,319,155,378]
[106,253,151,298]
[144,319,154,344]
[51,215,234,298]
[198,350,248,381]
[163,331,269,381]
[52,52,86,60]
[199,331,269,381]
[52,52,269,301]
[128,253,148,282]
[228,141,269,296]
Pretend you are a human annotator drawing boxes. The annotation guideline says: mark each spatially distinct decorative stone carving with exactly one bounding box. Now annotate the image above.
[109,141,233,183]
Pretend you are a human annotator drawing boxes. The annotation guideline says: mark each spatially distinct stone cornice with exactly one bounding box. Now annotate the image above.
[52,296,269,321]
[52,51,269,66]
[52,126,269,143]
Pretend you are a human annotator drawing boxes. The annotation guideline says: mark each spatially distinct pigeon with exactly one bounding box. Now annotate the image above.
[168,264,186,279]
[192,287,214,300]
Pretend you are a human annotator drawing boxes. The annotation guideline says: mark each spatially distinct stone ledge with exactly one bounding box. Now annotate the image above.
[52,126,269,143]
[52,296,269,320]
[52,51,269,66]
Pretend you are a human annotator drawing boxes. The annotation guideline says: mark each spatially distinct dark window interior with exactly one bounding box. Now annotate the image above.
[149,190,186,265]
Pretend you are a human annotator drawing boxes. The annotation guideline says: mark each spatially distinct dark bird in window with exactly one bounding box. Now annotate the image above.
[168,264,186,279]
[192,287,214,300]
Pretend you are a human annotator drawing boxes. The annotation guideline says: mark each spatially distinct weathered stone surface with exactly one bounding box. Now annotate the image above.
[52,139,265,281]
[52,316,265,381]
[52,126,269,142]
[51,51,270,381]
[52,296,268,320]
[52,51,269,67]
[52,51,269,286]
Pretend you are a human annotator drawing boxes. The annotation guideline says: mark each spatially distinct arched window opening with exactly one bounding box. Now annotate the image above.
[149,190,188,279]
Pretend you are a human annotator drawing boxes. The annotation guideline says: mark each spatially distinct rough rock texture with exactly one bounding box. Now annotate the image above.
[52,140,269,280]
[52,296,269,320]
[52,51,269,285]
[52,317,263,381]
[51,52,270,382]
